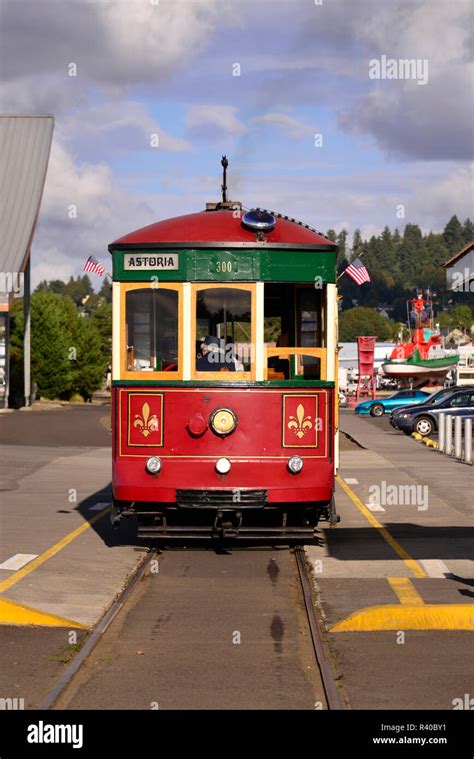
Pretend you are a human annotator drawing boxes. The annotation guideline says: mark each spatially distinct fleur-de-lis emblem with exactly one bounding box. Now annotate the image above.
[133,402,159,438]
[288,403,313,439]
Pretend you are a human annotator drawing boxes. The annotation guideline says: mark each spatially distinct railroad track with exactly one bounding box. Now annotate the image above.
[39,550,157,710]
[294,545,343,710]
[40,544,343,710]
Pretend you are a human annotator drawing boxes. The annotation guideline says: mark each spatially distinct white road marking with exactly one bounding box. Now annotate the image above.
[420,559,450,578]
[89,502,111,512]
[0,553,38,571]
[365,502,386,512]
[343,478,359,484]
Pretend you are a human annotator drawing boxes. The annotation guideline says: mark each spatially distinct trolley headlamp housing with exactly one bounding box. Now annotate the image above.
[210,408,238,436]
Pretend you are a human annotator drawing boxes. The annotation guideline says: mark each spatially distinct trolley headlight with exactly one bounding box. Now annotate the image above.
[287,455,304,474]
[210,408,237,436]
[215,457,231,475]
[146,456,162,474]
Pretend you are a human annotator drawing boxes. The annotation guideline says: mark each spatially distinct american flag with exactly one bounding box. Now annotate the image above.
[83,255,106,276]
[344,257,370,285]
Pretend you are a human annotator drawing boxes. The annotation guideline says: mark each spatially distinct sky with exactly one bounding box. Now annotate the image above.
[0,0,473,288]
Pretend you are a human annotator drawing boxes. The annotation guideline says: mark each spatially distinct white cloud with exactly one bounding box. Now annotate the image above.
[60,101,192,155]
[186,105,248,137]
[252,113,315,139]
[32,138,208,289]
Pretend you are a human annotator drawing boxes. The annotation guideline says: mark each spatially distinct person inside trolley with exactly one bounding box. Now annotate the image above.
[196,335,242,371]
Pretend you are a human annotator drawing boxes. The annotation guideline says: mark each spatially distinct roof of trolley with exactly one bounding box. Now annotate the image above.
[109,208,337,250]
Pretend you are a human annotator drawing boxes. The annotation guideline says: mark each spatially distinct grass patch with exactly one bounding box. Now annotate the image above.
[47,642,82,664]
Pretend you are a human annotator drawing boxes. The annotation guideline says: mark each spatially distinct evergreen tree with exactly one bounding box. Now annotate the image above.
[326,229,337,243]
[352,228,363,257]
[98,277,112,303]
[399,224,424,287]
[462,218,474,245]
[36,279,67,296]
[336,229,348,266]
[65,275,94,306]
[443,215,464,255]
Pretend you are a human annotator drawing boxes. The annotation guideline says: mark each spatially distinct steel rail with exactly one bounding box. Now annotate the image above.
[39,550,156,710]
[294,545,343,710]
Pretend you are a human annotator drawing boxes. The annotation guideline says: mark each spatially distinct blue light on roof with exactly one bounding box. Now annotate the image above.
[242,208,276,232]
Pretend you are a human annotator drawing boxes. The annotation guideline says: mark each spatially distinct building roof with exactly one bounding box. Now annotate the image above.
[0,115,54,307]
[110,208,337,250]
[442,241,474,268]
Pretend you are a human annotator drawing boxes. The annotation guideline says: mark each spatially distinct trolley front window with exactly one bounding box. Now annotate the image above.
[193,285,255,377]
[125,288,179,373]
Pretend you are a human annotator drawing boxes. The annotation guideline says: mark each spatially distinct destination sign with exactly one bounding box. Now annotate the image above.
[123,253,179,270]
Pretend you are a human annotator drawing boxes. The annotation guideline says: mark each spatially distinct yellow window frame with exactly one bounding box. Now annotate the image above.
[265,347,327,381]
[191,283,256,381]
[120,282,183,381]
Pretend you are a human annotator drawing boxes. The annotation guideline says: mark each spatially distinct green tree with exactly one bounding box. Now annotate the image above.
[336,229,348,266]
[36,279,67,296]
[29,292,74,399]
[326,229,337,243]
[462,218,474,245]
[58,296,107,400]
[452,305,473,334]
[339,306,393,342]
[64,275,94,306]
[437,311,452,330]
[72,317,106,400]
[98,277,112,303]
[443,215,464,255]
[352,228,363,257]
[91,300,112,366]
[399,224,424,286]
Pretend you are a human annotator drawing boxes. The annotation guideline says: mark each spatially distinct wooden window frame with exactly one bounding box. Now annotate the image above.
[120,282,183,381]
[191,283,256,381]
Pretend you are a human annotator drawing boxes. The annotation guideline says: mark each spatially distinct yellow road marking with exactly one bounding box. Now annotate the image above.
[0,507,111,594]
[330,603,474,632]
[0,597,86,628]
[331,477,474,631]
[336,475,427,579]
[388,577,424,606]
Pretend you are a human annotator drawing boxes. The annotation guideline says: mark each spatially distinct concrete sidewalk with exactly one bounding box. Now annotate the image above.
[0,445,141,628]
[340,410,474,517]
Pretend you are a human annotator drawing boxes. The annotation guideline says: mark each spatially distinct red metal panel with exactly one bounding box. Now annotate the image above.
[117,388,329,458]
[113,458,333,504]
[113,386,334,505]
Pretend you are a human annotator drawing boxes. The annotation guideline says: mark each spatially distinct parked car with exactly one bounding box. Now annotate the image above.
[390,385,474,430]
[395,388,474,436]
[355,389,430,417]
